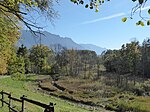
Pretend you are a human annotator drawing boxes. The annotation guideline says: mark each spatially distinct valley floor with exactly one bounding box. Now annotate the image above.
[0,75,111,112]
[39,74,150,112]
[1,74,150,112]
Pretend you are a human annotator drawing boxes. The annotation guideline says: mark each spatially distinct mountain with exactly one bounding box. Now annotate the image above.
[18,30,106,54]
[80,44,106,55]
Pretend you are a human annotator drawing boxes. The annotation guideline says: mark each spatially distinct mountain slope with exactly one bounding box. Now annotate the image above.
[18,30,106,54]
[80,44,106,55]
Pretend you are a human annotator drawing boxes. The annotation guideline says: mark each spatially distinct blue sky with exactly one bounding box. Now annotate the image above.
[27,0,150,49]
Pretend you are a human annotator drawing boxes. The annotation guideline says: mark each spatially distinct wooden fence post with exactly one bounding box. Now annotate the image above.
[44,102,54,112]
[8,93,11,112]
[1,91,55,112]
[21,95,25,112]
[49,102,54,112]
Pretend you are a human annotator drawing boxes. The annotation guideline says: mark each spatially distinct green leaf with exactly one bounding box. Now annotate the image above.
[95,8,99,12]
[148,9,150,15]
[140,21,145,26]
[122,17,127,22]
[139,0,144,4]
[90,6,93,9]
[85,4,88,8]
[136,22,139,26]
[132,0,137,2]
[70,0,76,2]
[136,21,141,26]
[79,0,84,4]
[147,20,150,25]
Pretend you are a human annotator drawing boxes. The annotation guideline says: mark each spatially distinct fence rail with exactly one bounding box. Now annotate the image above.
[0,90,55,112]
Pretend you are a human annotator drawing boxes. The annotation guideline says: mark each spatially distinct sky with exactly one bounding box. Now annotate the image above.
[25,0,150,49]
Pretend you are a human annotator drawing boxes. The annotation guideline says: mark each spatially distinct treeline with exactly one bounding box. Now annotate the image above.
[23,44,104,79]
[103,39,150,79]
[9,44,55,79]
[1,26,150,82]
[1,43,104,80]
[54,47,100,78]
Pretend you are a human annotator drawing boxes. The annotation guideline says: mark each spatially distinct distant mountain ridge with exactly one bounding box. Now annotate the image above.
[80,44,106,55]
[18,30,106,54]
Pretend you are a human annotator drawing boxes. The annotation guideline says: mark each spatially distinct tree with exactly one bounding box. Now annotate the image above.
[1,0,149,31]
[96,56,103,78]
[121,41,141,85]
[0,12,20,75]
[103,41,142,86]
[29,45,53,74]
[141,39,150,78]
[55,48,69,75]
[103,50,118,72]
[54,48,98,78]
[17,44,30,73]
[0,0,58,33]
[77,50,97,78]
[8,54,25,80]
[0,0,58,74]
[71,0,150,26]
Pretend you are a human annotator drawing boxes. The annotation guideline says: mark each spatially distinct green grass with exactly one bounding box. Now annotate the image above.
[117,96,150,112]
[106,94,150,112]
[0,75,100,112]
[1,75,149,112]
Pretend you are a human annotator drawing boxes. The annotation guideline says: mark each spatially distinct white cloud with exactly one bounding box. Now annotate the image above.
[81,5,150,25]
[82,13,126,25]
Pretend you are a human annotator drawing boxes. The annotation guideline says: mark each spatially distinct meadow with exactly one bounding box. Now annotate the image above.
[0,75,107,112]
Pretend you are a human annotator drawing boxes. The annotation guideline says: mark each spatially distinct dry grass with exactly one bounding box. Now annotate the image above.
[39,75,150,112]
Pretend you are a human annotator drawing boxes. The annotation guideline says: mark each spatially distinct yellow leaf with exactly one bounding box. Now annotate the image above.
[122,17,127,22]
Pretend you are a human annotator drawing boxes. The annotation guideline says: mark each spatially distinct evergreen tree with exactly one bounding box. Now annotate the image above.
[17,44,30,73]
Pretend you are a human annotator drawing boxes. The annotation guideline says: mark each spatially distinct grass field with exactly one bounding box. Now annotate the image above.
[1,75,150,112]
[39,76,150,112]
[0,75,108,112]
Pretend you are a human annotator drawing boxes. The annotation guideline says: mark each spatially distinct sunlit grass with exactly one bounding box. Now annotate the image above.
[107,94,150,112]
[0,75,98,112]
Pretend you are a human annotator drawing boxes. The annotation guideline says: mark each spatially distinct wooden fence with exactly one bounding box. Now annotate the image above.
[0,90,55,112]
